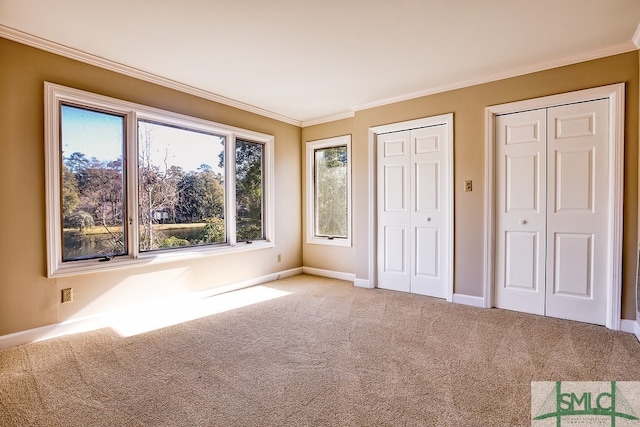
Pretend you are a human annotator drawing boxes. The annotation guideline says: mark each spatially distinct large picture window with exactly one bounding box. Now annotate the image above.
[305,135,351,247]
[45,83,274,277]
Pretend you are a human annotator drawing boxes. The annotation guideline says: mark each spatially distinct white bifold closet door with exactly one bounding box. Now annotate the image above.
[495,98,609,325]
[377,124,450,298]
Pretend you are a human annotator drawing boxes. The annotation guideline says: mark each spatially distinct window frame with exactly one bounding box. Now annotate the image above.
[305,135,352,247]
[45,82,275,277]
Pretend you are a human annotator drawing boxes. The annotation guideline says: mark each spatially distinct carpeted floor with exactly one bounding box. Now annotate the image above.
[1,274,640,426]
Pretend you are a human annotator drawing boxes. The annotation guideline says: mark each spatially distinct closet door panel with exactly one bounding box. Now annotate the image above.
[377,131,411,292]
[545,99,609,325]
[494,109,547,315]
[410,125,449,298]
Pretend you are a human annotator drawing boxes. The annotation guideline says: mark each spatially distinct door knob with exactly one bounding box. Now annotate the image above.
[519,219,527,225]
[426,217,431,222]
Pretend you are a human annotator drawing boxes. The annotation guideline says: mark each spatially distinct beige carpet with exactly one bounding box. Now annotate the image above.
[1,274,640,426]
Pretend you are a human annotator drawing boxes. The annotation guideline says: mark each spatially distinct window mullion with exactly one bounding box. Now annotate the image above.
[127,111,140,259]
[227,134,237,246]
[313,150,320,237]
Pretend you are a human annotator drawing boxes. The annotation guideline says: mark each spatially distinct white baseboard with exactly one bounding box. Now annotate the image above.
[620,319,636,334]
[302,266,355,282]
[621,319,640,340]
[452,293,485,308]
[0,267,303,350]
[354,278,373,289]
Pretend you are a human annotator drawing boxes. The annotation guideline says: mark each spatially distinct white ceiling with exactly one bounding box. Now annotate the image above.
[2,1,640,125]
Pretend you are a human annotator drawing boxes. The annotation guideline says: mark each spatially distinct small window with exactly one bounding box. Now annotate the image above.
[306,135,351,246]
[45,83,274,277]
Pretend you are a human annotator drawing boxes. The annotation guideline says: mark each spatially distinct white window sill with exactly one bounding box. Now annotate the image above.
[306,237,351,247]
[47,240,274,278]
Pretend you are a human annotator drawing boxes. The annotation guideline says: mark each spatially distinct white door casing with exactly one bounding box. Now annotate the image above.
[376,116,452,299]
[485,84,625,330]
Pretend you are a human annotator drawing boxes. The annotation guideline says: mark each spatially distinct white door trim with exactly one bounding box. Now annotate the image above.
[369,113,454,302]
[483,83,625,330]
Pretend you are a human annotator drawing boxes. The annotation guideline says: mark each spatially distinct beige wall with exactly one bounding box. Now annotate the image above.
[304,51,639,319]
[0,38,302,336]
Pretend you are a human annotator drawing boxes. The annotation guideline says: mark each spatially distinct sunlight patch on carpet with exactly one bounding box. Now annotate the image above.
[110,285,290,337]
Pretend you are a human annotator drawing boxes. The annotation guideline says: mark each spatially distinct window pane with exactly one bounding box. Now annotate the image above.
[61,104,126,261]
[314,146,347,238]
[138,121,225,251]
[236,140,264,241]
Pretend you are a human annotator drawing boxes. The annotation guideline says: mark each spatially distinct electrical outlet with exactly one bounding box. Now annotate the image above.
[277,254,282,262]
[464,180,473,192]
[61,288,73,303]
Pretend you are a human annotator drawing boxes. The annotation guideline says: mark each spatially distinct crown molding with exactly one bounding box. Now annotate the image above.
[351,40,638,113]
[633,22,640,49]
[301,111,355,127]
[0,25,302,127]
